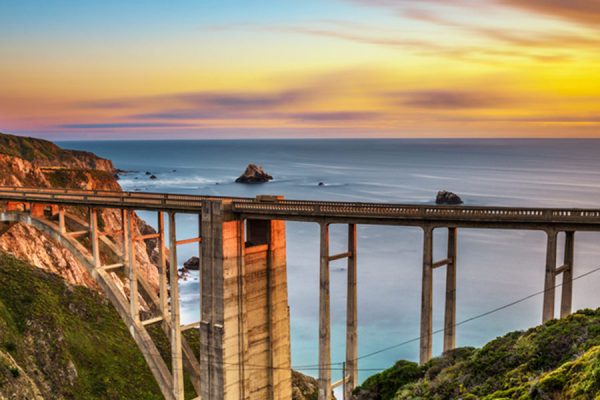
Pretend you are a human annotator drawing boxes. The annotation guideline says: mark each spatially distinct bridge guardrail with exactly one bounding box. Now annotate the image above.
[2,186,600,224]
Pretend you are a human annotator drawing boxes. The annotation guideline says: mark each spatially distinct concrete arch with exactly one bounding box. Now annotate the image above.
[0,211,190,400]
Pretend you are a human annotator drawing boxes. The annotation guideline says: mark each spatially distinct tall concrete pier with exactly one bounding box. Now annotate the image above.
[1,186,599,400]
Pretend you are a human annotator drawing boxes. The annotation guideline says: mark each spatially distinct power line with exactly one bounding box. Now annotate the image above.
[108,264,600,374]
[350,265,600,365]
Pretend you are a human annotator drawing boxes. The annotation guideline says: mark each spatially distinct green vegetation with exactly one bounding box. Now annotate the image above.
[353,309,600,399]
[0,251,163,399]
[44,168,118,190]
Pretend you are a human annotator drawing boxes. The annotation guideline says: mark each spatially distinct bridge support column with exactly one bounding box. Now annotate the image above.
[560,231,574,318]
[58,207,66,234]
[200,200,291,400]
[543,230,558,323]
[121,209,129,275]
[318,222,331,400]
[89,208,100,269]
[30,203,45,217]
[420,226,433,365]
[168,212,185,400]
[126,209,140,323]
[200,200,226,400]
[157,212,169,318]
[5,201,22,212]
[345,223,358,400]
[443,227,457,353]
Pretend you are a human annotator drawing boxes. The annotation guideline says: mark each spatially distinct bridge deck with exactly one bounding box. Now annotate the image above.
[2,186,600,230]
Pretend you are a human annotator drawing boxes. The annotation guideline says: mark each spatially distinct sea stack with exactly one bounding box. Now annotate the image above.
[436,190,463,205]
[235,163,273,183]
[183,256,200,270]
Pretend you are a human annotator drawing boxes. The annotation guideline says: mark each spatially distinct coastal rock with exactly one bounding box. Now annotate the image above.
[235,164,273,183]
[183,256,200,270]
[292,370,336,400]
[0,131,161,296]
[436,190,463,205]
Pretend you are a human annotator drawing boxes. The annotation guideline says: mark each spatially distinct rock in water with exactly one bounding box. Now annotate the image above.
[436,190,463,205]
[235,164,273,183]
[149,174,157,180]
[183,256,200,270]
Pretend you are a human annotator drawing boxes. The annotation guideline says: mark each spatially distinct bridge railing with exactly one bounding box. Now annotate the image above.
[2,186,600,224]
[232,199,600,224]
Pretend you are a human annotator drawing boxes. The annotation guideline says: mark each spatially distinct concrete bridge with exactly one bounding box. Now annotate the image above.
[1,186,598,400]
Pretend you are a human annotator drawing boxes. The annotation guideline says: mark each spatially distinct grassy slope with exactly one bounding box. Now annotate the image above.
[0,132,91,164]
[354,309,600,400]
[0,251,163,399]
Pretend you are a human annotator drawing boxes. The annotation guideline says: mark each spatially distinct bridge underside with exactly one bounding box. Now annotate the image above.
[1,187,598,400]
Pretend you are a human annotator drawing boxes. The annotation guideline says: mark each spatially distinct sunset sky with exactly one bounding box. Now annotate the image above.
[1,0,599,139]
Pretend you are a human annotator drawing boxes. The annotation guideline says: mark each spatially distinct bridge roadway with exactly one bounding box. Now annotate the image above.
[1,186,600,230]
[0,185,596,400]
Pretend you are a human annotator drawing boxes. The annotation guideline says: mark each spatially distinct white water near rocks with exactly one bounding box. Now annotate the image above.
[60,139,600,384]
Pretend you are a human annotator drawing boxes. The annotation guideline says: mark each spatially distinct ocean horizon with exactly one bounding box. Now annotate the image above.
[59,138,600,384]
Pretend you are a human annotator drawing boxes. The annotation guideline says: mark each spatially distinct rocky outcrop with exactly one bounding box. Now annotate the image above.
[0,154,49,187]
[183,256,200,271]
[435,190,463,205]
[0,223,97,288]
[0,132,114,172]
[235,164,273,183]
[0,132,160,294]
[292,370,322,400]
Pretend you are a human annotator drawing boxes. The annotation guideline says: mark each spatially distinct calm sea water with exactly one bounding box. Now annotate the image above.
[59,139,600,383]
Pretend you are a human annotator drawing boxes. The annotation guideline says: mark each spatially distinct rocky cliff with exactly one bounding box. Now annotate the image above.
[0,132,160,292]
[0,132,114,172]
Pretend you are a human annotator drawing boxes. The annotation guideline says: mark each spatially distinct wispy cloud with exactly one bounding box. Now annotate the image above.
[403,8,600,49]
[498,0,600,28]
[285,111,380,122]
[58,122,194,129]
[347,0,600,29]
[265,20,574,64]
[391,89,506,109]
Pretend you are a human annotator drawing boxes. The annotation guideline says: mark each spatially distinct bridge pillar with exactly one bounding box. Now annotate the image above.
[560,231,574,318]
[345,223,358,400]
[200,200,291,400]
[168,212,185,400]
[58,207,66,234]
[126,209,140,323]
[420,226,433,365]
[443,227,457,353]
[5,201,23,212]
[157,211,169,319]
[30,203,46,217]
[200,200,225,400]
[89,208,100,269]
[542,230,558,323]
[318,222,331,400]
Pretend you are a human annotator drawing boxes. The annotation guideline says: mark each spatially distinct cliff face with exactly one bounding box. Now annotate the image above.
[0,132,114,172]
[0,132,159,292]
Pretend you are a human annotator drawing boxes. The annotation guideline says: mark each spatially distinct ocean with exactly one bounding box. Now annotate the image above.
[59,139,600,383]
